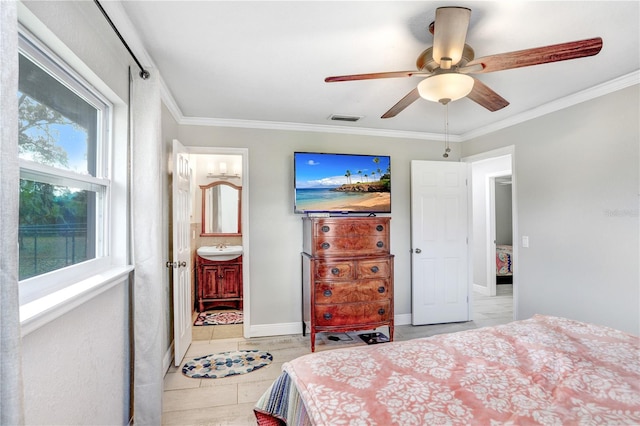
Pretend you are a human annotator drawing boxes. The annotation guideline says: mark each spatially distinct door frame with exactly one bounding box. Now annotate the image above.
[462,146,517,321]
[486,171,512,297]
[185,146,250,338]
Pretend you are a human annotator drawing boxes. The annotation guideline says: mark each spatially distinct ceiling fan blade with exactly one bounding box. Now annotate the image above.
[432,6,471,67]
[466,78,509,112]
[325,71,416,82]
[467,37,603,74]
[381,88,421,118]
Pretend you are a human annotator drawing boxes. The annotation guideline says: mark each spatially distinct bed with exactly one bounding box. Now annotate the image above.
[496,244,513,283]
[254,315,640,425]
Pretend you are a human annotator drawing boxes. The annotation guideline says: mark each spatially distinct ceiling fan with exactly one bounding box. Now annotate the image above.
[325,6,603,118]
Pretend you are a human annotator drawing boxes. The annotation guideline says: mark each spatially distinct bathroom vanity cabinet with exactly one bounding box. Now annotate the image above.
[302,217,394,351]
[196,255,243,312]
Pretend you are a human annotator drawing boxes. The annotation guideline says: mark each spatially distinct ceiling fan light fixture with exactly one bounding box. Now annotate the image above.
[417,73,474,104]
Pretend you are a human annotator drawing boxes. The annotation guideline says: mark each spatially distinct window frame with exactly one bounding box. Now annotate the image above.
[17,26,115,305]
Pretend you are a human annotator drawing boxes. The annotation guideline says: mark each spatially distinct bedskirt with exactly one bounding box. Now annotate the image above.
[254,369,310,426]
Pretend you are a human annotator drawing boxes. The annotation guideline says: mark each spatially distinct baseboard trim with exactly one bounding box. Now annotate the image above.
[163,341,174,373]
[395,313,412,326]
[249,322,302,338]
[473,283,490,296]
[248,314,412,338]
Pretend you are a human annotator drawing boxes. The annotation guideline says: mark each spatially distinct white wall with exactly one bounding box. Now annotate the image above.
[176,126,457,329]
[18,1,136,423]
[463,85,640,335]
[21,284,130,425]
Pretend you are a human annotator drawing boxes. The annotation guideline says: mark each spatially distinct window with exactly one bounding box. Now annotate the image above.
[18,29,112,301]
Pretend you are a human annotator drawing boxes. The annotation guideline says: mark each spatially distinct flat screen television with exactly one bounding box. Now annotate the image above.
[294,152,391,214]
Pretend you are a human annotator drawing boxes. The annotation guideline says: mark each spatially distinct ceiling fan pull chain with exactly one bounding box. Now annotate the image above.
[443,103,451,158]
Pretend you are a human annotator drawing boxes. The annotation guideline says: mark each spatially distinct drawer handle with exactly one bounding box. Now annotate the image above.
[370,266,379,273]
[376,241,384,248]
[323,313,332,320]
[331,267,340,275]
[376,225,384,231]
[378,286,385,293]
[378,308,386,315]
[321,225,330,233]
[321,242,330,250]
[323,290,332,297]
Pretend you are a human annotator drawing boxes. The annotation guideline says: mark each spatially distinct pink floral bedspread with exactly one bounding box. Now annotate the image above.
[280,315,640,425]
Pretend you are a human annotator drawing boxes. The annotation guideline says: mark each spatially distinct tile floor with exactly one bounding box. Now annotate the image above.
[163,285,513,425]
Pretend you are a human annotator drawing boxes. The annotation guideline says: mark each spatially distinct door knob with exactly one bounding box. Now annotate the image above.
[415,248,422,254]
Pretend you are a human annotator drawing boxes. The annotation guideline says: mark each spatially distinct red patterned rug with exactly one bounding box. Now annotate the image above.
[194,310,243,326]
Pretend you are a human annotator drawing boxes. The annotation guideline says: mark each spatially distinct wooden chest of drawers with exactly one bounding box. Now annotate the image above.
[302,217,394,351]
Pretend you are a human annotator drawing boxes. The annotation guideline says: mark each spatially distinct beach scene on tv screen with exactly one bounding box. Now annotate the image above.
[295,152,391,213]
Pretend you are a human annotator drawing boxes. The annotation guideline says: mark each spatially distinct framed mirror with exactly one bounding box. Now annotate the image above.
[200,181,242,236]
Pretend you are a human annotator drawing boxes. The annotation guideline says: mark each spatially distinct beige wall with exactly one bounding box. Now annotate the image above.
[463,85,639,334]
[173,85,639,336]
[175,126,457,328]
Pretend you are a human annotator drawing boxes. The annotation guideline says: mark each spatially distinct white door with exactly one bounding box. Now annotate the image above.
[411,160,469,325]
[172,139,192,365]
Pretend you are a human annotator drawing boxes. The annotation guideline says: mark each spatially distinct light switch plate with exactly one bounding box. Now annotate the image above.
[522,236,529,248]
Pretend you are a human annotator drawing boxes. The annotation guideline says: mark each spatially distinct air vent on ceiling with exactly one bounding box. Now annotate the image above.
[328,114,363,122]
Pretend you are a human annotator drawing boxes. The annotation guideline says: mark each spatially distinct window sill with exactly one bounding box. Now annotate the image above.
[20,265,134,337]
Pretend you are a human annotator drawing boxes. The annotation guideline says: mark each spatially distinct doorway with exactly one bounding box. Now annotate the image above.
[463,147,516,322]
[180,147,249,342]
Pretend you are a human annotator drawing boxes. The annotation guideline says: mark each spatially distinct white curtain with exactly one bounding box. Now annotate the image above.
[131,68,164,425]
[0,1,25,424]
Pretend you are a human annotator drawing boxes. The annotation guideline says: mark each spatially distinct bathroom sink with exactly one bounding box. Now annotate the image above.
[197,245,243,261]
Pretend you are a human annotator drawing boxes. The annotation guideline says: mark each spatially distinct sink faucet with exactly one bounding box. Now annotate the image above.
[216,242,228,249]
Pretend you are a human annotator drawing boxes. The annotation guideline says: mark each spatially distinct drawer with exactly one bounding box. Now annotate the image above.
[315,280,390,304]
[314,300,391,326]
[313,235,389,256]
[314,219,389,238]
[357,258,391,279]
[314,260,354,280]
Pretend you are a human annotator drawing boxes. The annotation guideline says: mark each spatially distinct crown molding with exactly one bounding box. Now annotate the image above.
[172,71,638,142]
[107,7,637,143]
[179,116,450,142]
[460,70,640,141]
[106,2,637,142]
[159,77,183,123]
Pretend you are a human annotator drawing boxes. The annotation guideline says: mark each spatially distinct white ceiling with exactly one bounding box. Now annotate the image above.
[114,1,639,140]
